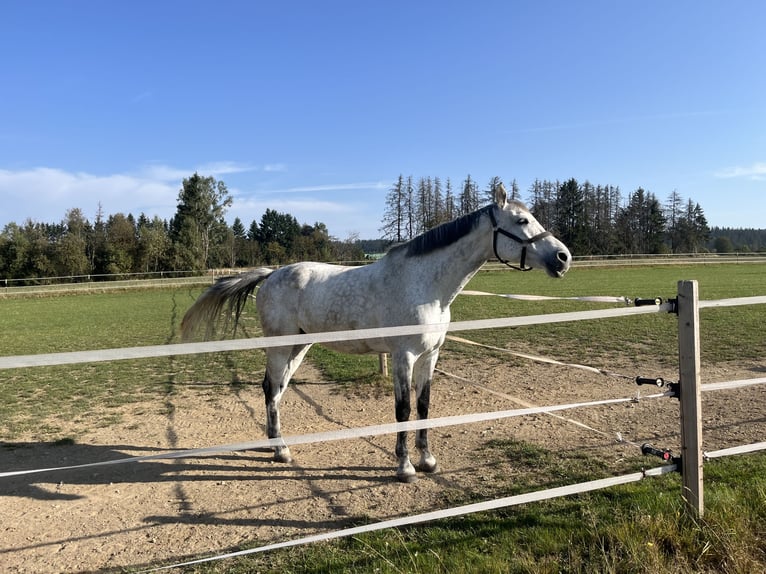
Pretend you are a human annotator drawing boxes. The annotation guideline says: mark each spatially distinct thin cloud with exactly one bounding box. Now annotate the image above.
[130,91,153,104]
[714,162,766,180]
[262,181,387,194]
[233,195,355,214]
[509,109,733,135]
[139,161,257,181]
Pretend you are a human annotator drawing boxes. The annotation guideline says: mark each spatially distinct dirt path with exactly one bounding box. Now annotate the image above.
[2,356,764,573]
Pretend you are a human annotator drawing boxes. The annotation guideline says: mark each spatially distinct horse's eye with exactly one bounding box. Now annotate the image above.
[517,218,529,226]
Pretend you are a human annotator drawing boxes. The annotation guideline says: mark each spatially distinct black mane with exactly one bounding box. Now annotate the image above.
[394,205,494,258]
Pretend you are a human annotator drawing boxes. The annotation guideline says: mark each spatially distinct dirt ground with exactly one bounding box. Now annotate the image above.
[2,352,765,573]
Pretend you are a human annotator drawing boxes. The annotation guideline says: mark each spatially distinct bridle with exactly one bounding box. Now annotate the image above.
[488,207,552,271]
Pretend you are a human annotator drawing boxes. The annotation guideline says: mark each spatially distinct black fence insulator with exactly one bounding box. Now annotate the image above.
[634,297,663,307]
[636,376,666,387]
[641,443,680,465]
[667,297,679,314]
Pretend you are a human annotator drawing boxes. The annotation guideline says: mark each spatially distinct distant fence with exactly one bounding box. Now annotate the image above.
[0,270,214,296]
[4,254,766,296]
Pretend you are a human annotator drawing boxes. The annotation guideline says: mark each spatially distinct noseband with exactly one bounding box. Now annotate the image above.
[488,208,552,271]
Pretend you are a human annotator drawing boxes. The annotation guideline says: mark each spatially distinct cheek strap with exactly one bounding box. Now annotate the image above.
[488,209,552,271]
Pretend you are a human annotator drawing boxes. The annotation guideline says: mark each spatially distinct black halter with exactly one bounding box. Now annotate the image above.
[488,208,553,271]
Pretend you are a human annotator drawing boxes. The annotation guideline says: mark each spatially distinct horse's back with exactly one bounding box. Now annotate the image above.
[257,261,384,333]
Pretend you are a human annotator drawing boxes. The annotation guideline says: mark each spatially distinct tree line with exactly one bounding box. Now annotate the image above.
[379,174,762,256]
[3,172,763,282]
[0,173,364,282]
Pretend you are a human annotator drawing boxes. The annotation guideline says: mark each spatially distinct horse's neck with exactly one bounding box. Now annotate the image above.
[409,218,493,308]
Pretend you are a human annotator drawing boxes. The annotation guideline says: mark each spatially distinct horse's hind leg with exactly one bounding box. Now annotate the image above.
[413,348,439,473]
[262,344,311,463]
[392,351,417,483]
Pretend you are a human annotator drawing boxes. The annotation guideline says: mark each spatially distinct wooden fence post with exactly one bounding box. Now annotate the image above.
[378,353,389,377]
[677,280,704,517]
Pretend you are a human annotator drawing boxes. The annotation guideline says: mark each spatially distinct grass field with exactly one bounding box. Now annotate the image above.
[1,263,765,572]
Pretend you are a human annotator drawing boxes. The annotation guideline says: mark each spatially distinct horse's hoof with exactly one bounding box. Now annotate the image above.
[416,461,439,474]
[396,460,418,483]
[273,449,293,464]
[396,471,418,484]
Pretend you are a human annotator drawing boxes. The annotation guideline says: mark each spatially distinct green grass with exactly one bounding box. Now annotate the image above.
[0,287,266,439]
[181,453,766,574]
[1,264,765,572]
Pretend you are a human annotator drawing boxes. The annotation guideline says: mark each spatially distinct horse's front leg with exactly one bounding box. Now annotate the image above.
[393,351,417,483]
[414,348,439,473]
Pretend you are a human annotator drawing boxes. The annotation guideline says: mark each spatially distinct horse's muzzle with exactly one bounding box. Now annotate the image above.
[548,249,571,277]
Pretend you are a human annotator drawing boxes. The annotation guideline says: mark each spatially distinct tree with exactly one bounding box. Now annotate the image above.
[615,188,666,254]
[243,219,262,265]
[105,213,137,275]
[258,209,300,263]
[137,215,170,272]
[380,175,408,243]
[432,177,445,227]
[459,174,479,216]
[527,179,557,231]
[0,221,55,280]
[586,184,620,254]
[509,179,521,201]
[56,208,91,277]
[555,178,588,255]
[231,217,248,267]
[443,178,456,223]
[293,222,332,261]
[170,173,232,270]
[90,202,108,274]
[713,235,734,253]
[675,200,710,253]
[665,190,684,252]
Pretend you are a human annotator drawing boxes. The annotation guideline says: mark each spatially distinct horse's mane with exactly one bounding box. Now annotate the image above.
[386,205,490,258]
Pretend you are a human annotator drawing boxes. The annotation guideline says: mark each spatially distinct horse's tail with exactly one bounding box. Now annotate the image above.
[181,268,275,341]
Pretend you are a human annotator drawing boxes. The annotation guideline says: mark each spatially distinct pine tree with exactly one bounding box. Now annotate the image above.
[555,178,588,255]
[380,175,408,243]
[170,173,232,270]
[432,177,444,227]
[509,179,521,201]
[665,190,684,252]
[460,174,479,215]
[444,178,455,222]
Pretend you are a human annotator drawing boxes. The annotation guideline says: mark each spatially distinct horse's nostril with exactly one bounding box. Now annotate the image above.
[557,251,569,264]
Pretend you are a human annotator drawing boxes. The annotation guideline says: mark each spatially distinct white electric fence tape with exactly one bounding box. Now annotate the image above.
[0,392,671,479]
[144,464,678,572]
[3,295,764,371]
[461,290,632,304]
[0,303,677,370]
[701,377,766,392]
[704,442,766,459]
[446,334,632,379]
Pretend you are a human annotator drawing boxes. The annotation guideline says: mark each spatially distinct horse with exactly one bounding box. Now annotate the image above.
[181,184,571,482]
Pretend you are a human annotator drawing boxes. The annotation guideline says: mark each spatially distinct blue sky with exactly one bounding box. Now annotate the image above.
[1,1,765,239]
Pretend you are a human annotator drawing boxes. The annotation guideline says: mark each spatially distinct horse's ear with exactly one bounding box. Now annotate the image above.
[494,182,507,208]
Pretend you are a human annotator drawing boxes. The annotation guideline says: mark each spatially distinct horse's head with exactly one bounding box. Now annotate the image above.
[489,184,571,277]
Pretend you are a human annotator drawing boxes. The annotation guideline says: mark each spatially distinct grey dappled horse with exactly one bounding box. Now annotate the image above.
[182,184,571,482]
